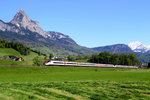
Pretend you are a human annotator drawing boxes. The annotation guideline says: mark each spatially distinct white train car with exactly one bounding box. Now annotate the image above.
[115,65,139,68]
[44,60,139,68]
[44,60,115,67]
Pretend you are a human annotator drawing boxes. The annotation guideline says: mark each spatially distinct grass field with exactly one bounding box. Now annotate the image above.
[0,48,21,56]
[0,66,150,100]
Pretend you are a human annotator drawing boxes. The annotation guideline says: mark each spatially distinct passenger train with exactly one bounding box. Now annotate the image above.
[44,60,139,68]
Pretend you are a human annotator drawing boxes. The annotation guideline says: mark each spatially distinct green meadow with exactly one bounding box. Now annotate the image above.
[0,66,149,100]
[0,48,44,65]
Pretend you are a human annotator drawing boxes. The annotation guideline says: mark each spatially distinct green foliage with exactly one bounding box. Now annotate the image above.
[0,38,30,55]
[67,55,75,61]
[44,54,48,60]
[49,53,54,60]
[32,56,44,66]
[74,59,89,63]
[74,55,90,61]
[89,52,141,66]
[22,51,45,65]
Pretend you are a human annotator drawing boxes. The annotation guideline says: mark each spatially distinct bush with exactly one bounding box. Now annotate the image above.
[32,56,44,66]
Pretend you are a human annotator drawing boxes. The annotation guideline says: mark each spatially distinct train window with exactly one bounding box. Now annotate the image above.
[67,63,77,64]
[79,63,90,65]
[53,62,64,64]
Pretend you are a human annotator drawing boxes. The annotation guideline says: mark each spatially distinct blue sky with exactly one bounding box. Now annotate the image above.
[0,0,150,47]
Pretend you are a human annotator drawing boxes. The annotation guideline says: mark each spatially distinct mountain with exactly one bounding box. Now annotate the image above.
[92,44,133,53]
[128,41,150,53]
[92,43,150,62]
[0,10,94,55]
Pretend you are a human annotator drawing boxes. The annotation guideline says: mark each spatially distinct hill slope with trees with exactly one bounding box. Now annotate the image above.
[89,52,140,66]
[0,38,30,55]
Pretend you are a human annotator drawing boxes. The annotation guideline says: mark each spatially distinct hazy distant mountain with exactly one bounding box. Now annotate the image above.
[0,10,94,55]
[92,43,150,62]
[92,44,133,53]
[128,41,150,53]
[92,41,150,54]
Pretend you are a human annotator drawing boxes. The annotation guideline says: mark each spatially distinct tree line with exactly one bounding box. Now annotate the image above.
[0,39,30,55]
[88,52,140,66]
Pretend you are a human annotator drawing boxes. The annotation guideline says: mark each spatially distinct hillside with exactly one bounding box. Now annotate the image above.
[0,48,21,56]
[0,48,23,65]
[0,48,44,65]
[0,38,30,55]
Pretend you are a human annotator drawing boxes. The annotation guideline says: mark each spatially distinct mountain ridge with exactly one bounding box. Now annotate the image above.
[92,44,133,53]
[0,10,95,55]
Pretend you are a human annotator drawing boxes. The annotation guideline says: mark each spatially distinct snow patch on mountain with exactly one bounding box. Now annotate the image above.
[128,41,150,53]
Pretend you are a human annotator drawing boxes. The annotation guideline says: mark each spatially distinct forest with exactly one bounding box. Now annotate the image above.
[89,52,141,66]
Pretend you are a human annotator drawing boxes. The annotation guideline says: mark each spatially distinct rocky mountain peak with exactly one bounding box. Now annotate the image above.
[18,9,26,14]
[10,10,31,26]
[9,10,47,37]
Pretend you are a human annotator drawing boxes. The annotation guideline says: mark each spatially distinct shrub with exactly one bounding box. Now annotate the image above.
[32,56,44,66]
